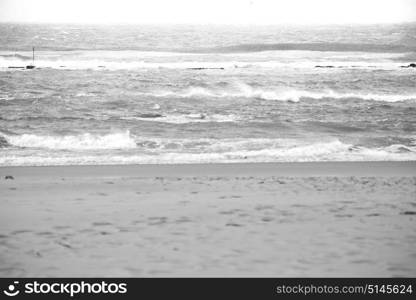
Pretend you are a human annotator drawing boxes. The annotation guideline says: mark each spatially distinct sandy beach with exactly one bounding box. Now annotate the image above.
[0,161,415,277]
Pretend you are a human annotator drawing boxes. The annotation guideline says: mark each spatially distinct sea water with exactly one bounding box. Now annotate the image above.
[0,23,415,165]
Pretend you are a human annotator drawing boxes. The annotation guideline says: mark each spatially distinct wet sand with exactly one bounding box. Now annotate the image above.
[0,162,415,277]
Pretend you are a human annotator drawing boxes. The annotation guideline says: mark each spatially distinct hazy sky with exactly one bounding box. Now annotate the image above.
[0,0,415,24]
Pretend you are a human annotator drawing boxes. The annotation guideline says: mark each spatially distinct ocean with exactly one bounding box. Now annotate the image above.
[0,23,415,166]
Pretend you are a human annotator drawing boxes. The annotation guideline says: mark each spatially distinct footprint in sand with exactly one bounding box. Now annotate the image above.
[226,222,243,227]
[366,213,381,217]
[219,209,242,215]
[334,214,354,218]
[11,230,32,236]
[400,211,416,215]
[57,241,73,249]
[53,225,70,230]
[175,216,192,224]
[148,217,168,225]
[27,249,42,257]
[92,221,113,226]
[37,231,54,236]
[255,204,274,211]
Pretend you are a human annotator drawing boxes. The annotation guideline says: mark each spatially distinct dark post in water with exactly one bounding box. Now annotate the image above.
[26,47,35,69]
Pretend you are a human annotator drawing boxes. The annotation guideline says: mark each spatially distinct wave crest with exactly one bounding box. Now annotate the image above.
[148,84,416,102]
[2,131,136,150]
[1,135,416,166]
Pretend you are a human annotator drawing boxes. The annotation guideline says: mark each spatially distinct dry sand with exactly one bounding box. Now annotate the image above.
[0,162,415,277]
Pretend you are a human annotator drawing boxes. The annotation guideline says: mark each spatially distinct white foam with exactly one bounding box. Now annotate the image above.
[0,56,242,70]
[2,131,136,150]
[150,85,300,102]
[1,138,416,166]
[148,84,416,103]
[288,90,416,103]
[0,95,15,101]
[0,50,407,71]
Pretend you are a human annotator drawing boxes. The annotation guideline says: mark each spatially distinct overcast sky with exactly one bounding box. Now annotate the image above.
[0,0,415,24]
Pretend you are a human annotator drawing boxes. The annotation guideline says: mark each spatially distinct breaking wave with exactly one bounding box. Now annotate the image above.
[1,131,137,150]
[147,84,416,102]
[1,134,415,166]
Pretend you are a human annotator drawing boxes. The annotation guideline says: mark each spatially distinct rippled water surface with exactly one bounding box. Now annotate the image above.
[0,23,415,165]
